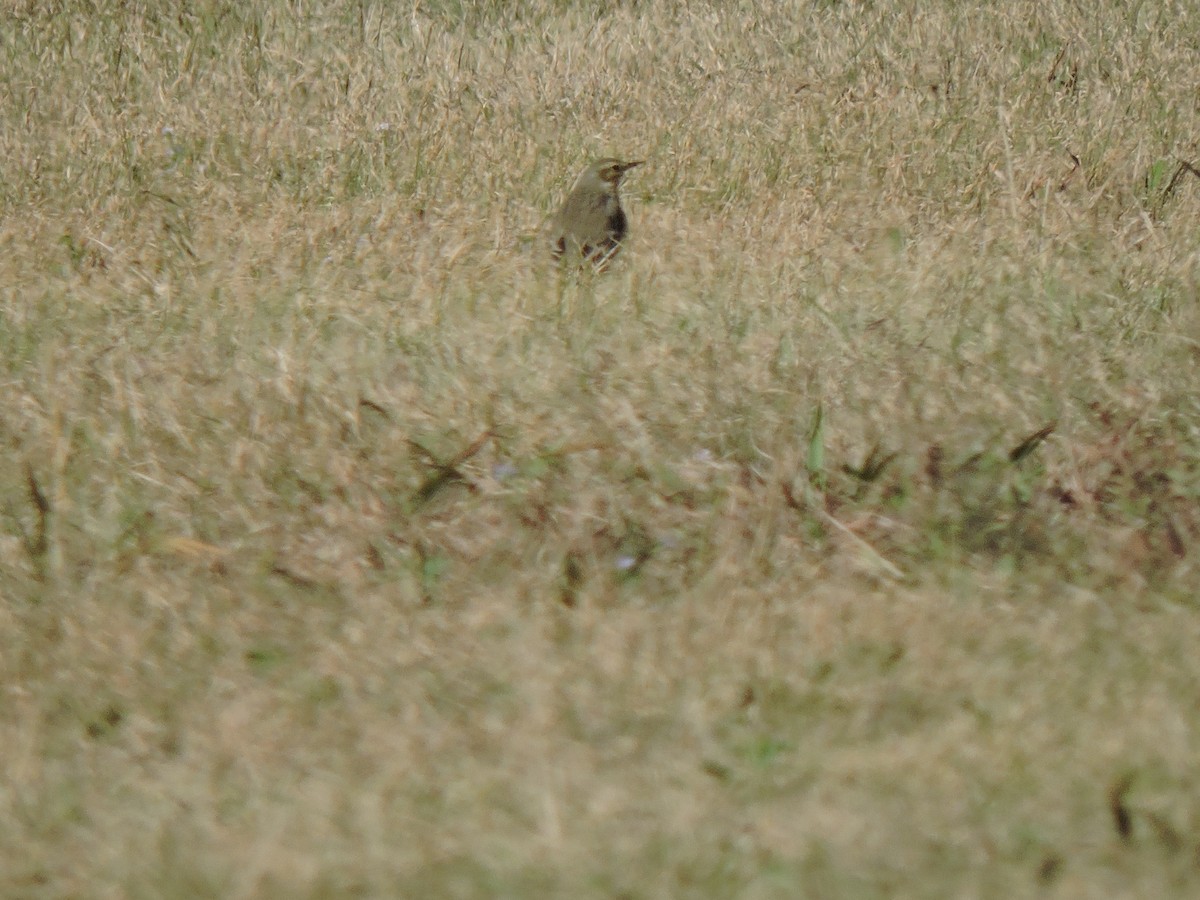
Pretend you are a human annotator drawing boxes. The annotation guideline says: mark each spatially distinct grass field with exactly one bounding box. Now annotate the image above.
[4,1,1200,896]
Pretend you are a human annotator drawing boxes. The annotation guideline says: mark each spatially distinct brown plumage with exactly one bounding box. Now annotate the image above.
[550,158,643,268]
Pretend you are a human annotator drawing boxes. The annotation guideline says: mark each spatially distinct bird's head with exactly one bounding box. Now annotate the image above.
[587,157,644,188]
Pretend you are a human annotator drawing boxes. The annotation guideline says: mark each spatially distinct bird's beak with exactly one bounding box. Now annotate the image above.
[621,160,645,172]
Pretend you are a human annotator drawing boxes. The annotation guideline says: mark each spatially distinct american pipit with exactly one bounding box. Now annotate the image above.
[550,157,643,268]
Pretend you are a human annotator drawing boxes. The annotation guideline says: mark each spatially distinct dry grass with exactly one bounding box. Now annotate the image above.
[4,1,1200,896]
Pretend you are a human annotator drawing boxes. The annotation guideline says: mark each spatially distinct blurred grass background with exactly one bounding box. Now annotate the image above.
[3,1,1200,896]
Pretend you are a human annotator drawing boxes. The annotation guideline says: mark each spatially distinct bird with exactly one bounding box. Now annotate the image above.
[550,157,643,268]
